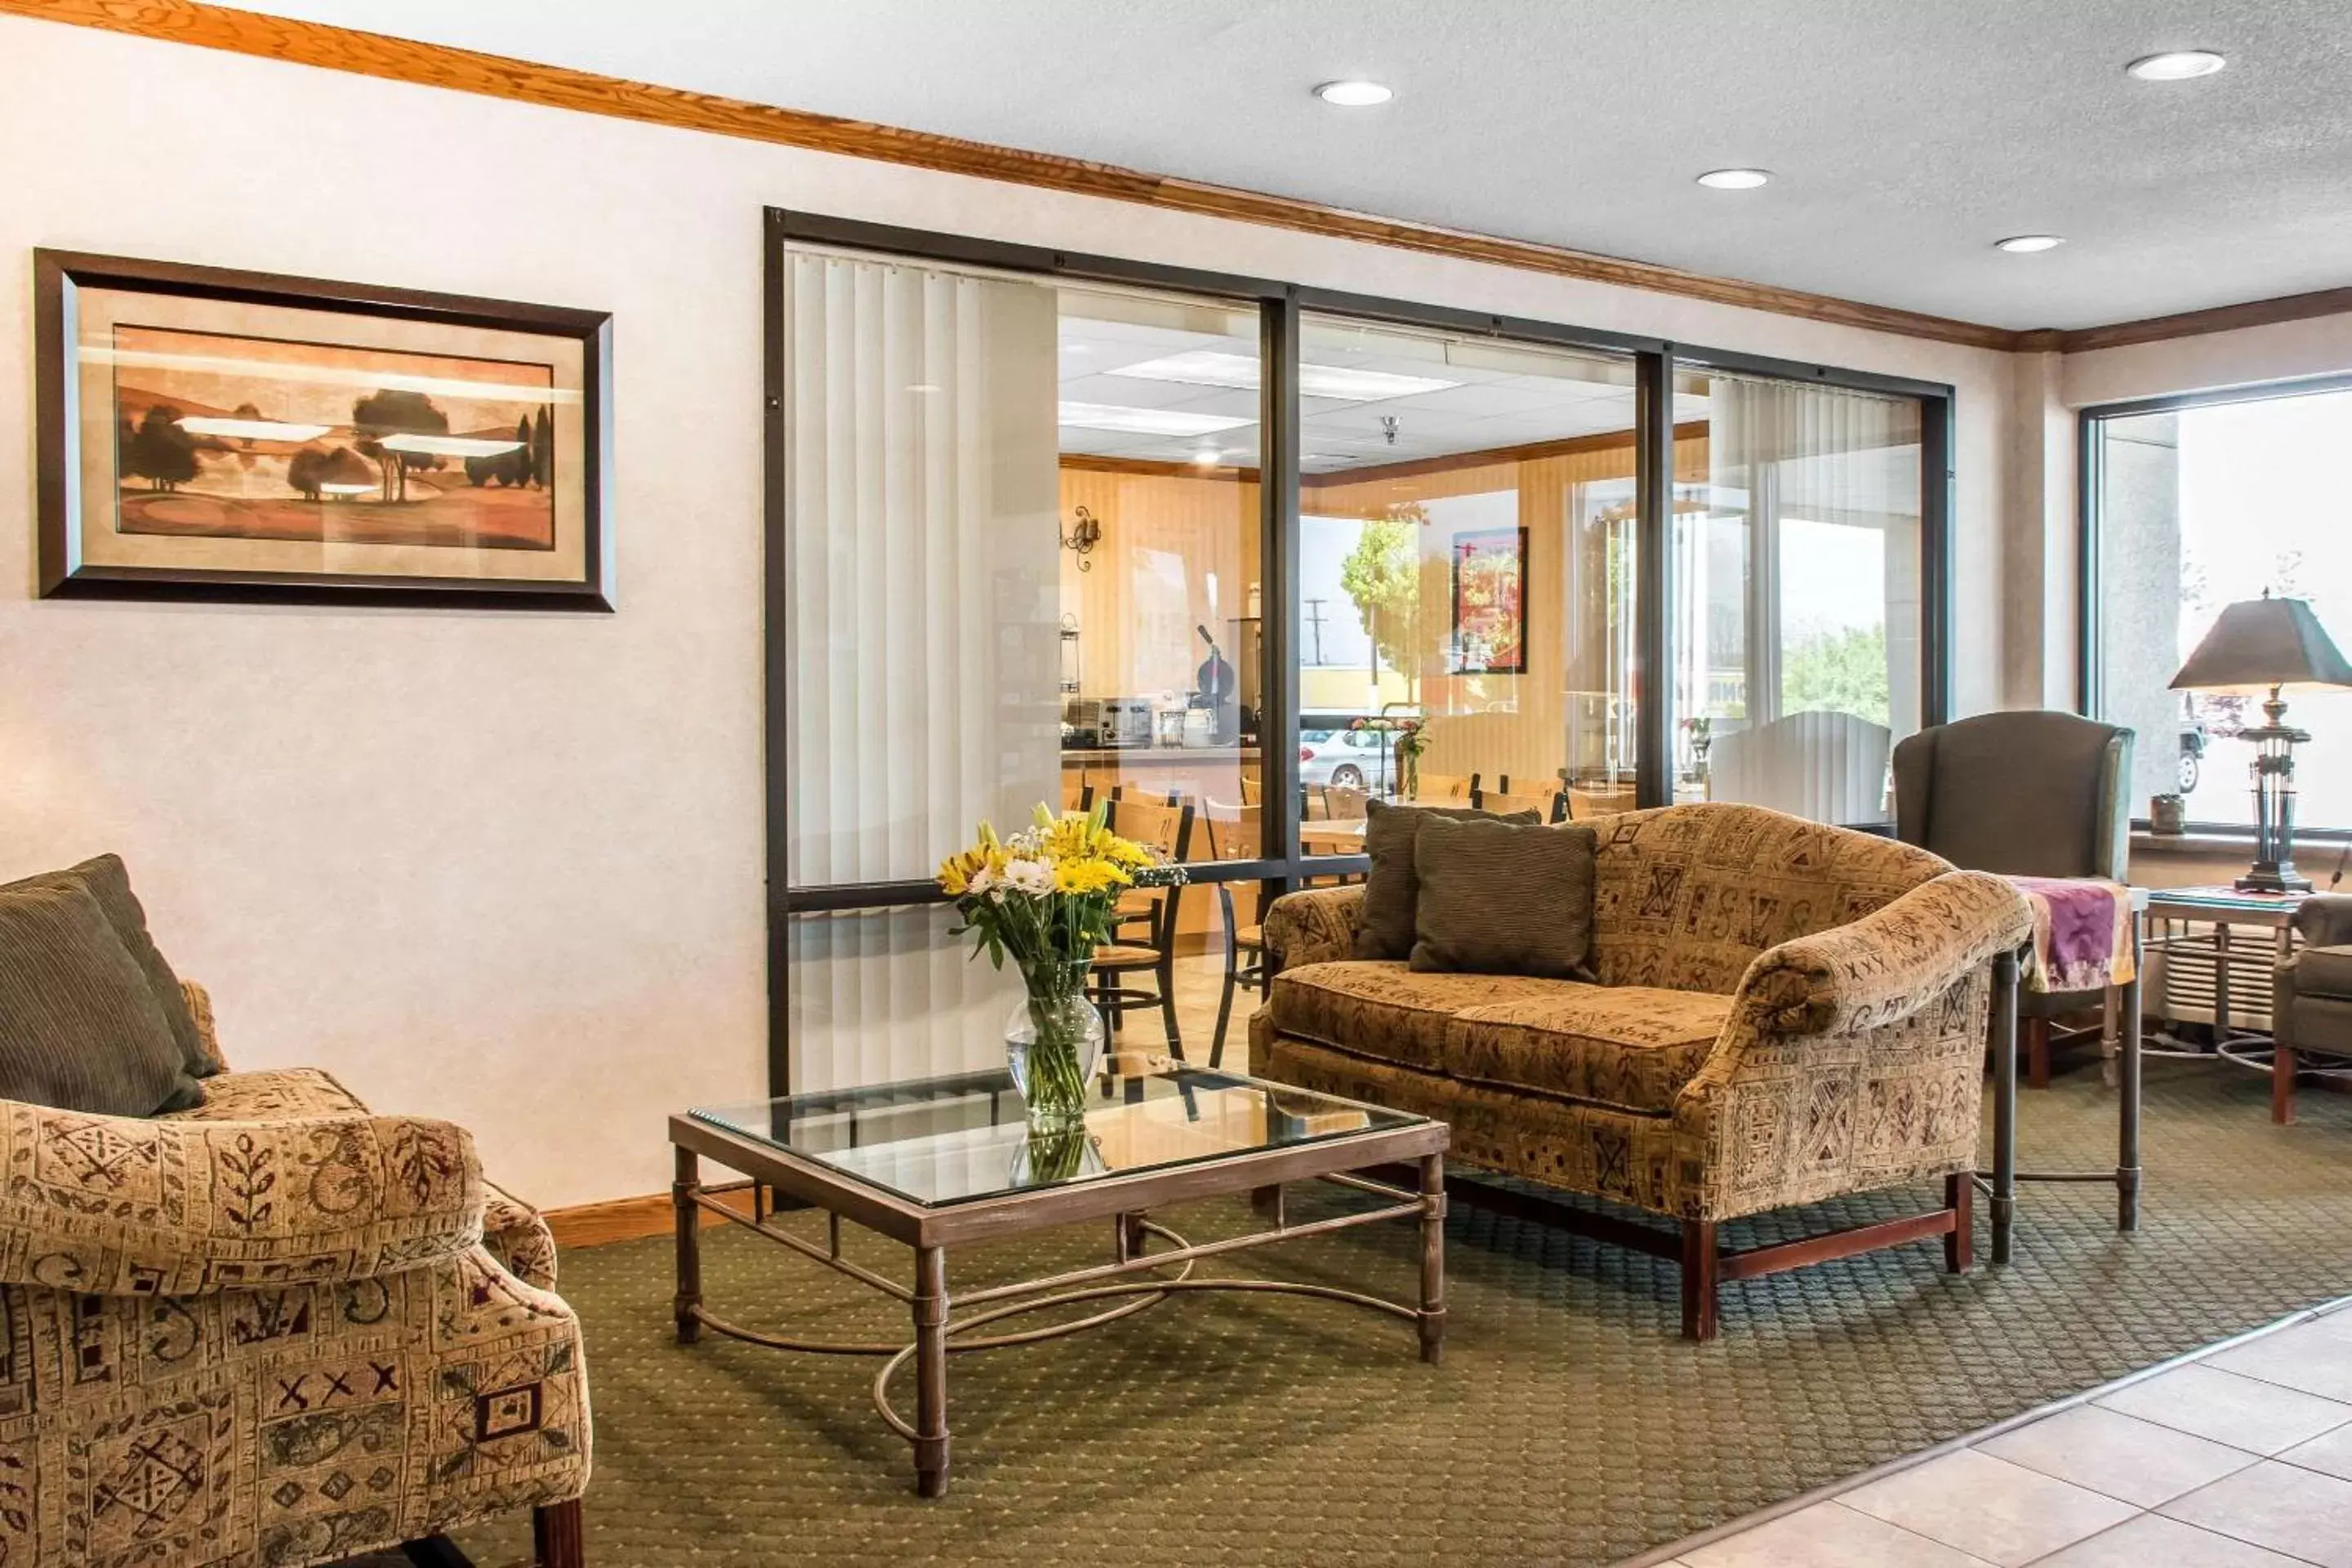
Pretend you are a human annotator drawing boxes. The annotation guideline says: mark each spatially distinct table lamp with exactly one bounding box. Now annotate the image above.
[2168,590,2352,893]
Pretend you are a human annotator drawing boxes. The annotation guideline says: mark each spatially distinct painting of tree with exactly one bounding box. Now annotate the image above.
[350,388,449,502]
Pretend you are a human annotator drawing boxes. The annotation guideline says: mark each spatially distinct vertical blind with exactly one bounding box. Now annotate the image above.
[782,250,1061,1089]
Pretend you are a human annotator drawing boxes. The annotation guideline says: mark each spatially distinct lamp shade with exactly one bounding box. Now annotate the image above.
[2168,592,2352,695]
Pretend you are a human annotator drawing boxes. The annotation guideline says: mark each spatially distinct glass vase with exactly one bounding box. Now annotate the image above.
[1004,966,1105,1132]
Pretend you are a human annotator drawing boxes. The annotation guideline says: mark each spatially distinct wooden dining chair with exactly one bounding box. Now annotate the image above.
[1477,786,1570,822]
[1093,797,1194,1058]
[1202,804,1265,1068]
[1409,772,1474,803]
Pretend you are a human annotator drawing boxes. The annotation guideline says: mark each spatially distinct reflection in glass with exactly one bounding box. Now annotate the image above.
[1294,314,1646,848]
[1676,372,1923,825]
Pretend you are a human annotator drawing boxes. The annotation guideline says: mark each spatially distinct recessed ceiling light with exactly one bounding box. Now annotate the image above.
[1190,448,1223,466]
[2127,49,2226,80]
[1056,402,1254,438]
[1106,350,1459,402]
[1315,79,1392,107]
[1994,234,2065,253]
[1696,168,1771,190]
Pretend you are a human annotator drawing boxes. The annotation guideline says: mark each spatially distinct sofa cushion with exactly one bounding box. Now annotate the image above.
[1450,987,1730,1114]
[2,854,213,1078]
[0,881,203,1116]
[1270,961,1579,1074]
[2295,945,2352,1000]
[1354,799,1544,960]
[1410,817,1598,978]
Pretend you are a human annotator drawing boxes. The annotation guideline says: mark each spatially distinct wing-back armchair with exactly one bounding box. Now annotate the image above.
[1892,709,2134,1085]
[0,982,588,1567]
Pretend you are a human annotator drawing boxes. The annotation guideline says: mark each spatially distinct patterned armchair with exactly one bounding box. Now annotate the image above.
[1252,802,2031,1339]
[0,983,588,1566]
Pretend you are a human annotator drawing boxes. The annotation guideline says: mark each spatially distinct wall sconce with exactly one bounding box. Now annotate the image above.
[1059,504,1101,572]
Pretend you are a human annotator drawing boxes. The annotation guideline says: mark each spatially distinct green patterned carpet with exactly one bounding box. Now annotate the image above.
[443,1058,2352,1568]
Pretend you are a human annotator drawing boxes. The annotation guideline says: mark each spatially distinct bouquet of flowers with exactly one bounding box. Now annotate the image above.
[938,804,1186,1128]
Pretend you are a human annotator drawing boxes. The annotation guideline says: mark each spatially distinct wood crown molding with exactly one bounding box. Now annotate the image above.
[7,2,2341,363]
[2042,287,2352,355]
[1,0,2021,351]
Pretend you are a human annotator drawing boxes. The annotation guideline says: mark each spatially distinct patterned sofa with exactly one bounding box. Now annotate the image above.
[1251,802,2032,1339]
[0,982,589,1566]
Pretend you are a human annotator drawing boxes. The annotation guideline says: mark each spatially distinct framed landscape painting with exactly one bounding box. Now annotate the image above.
[35,251,612,608]
[1449,524,1528,675]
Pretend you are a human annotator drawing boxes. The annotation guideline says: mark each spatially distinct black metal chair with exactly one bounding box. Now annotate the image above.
[1204,804,1265,1068]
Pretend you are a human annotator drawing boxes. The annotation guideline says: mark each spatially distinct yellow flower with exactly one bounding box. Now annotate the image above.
[1054,858,1129,895]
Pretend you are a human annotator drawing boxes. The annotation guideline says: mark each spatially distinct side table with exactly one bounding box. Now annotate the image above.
[2142,884,2307,1123]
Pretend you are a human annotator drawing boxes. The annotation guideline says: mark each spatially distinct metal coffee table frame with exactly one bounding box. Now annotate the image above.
[668,1108,1449,1497]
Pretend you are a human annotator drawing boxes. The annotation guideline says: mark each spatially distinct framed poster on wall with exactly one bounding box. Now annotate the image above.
[34,250,613,608]
[1449,524,1528,675]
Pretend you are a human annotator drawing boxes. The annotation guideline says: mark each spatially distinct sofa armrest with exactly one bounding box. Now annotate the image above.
[1261,884,1367,973]
[0,1102,483,1295]
[2291,893,2352,950]
[180,979,229,1073]
[1733,870,2034,1038]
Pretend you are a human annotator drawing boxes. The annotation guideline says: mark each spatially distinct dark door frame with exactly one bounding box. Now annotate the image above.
[764,207,1958,1093]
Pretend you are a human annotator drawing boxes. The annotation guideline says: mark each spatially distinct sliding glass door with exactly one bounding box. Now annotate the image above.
[778,245,1265,1091]
[1293,313,1642,830]
[1673,372,1926,826]
[769,212,1951,1094]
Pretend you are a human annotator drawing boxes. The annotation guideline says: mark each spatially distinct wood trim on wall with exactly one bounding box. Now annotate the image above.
[545,1182,755,1250]
[2038,287,2352,355]
[1,0,2020,352]
[1059,453,1260,483]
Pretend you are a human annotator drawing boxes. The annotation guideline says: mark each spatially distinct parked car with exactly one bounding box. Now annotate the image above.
[1297,726,1394,791]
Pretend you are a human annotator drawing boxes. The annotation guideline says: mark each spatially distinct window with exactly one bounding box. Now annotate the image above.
[1675,372,1926,826]
[2087,378,2352,831]
[768,212,1953,1093]
[1294,314,1641,827]
[779,245,1263,1089]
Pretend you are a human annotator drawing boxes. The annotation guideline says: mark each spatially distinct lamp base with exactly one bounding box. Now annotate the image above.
[2236,863,2312,895]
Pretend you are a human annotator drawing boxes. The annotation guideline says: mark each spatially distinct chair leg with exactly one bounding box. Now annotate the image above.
[533,1499,585,1568]
[1211,964,1236,1069]
[1680,1220,1720,1342]
[2025,1016,2051,1089]
[1157,954,1184,1060]
[1944,1171,1974,1273]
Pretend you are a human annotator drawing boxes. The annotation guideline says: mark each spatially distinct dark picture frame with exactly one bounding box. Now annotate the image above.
[34,249,614,610]
[1448,524,1529,675]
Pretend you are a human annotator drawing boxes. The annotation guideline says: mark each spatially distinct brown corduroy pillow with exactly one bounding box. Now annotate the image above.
[0,882,203,1116]
[0,855,212,1078]
[1409,817,1600,978]
[1352,798,1544,960]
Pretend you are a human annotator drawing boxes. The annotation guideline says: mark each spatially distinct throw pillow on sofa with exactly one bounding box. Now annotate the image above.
[1410,816,1600,979]
[0,854,215,1078]
[1354,798,1544,960]
[0,880,203,1116]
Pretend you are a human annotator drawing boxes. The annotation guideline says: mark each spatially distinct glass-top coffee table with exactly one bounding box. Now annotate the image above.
[670,1064,1449,1496]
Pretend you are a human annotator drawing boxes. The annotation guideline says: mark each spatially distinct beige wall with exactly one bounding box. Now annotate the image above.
[0,16,2024,1207]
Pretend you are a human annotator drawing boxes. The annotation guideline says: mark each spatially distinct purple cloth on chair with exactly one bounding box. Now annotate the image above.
[2007,875,2133,993]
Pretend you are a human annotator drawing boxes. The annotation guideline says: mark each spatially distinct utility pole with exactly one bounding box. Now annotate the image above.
[1303,596,1330,665]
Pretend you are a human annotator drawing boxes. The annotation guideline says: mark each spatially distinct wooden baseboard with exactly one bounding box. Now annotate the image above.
[546,1181,754,1249]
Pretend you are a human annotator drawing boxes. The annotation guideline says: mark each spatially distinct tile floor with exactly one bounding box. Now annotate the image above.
[1644,1300,2352,1567]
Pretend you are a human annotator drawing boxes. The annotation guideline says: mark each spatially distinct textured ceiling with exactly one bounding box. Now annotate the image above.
[220,0,2352,332]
